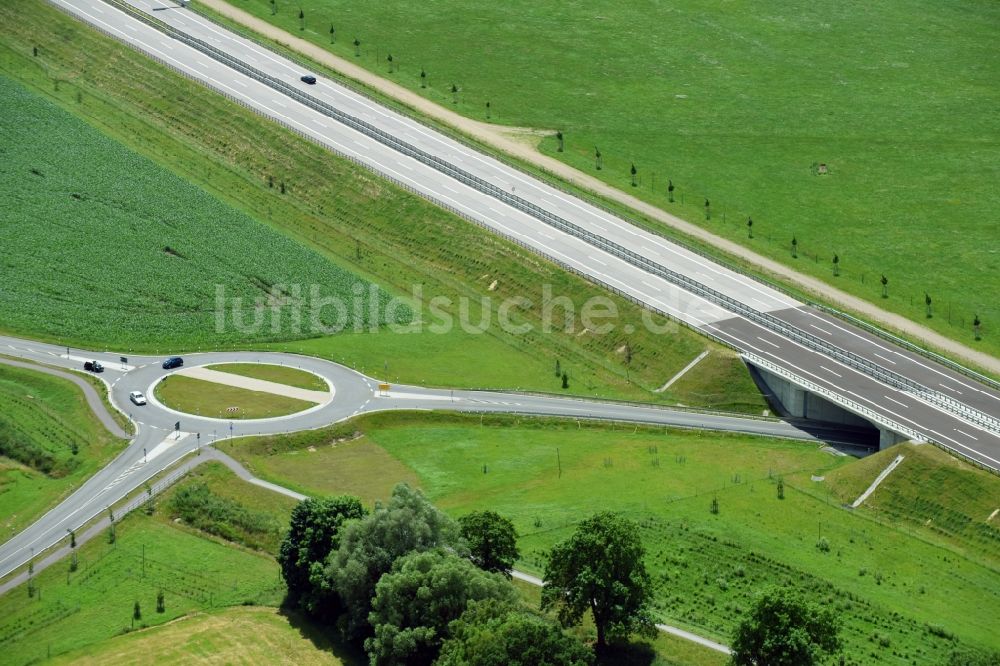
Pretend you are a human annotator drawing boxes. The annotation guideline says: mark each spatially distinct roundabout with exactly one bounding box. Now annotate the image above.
[0,334,838,588]
[150,362,335,421]
[112,351,375,435]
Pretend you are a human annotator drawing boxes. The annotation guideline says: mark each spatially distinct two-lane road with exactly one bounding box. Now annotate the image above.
[0,334,843,580]
[42,0,1000,470]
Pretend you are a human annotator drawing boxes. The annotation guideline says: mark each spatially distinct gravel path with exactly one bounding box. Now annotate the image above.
[197,0,998,374]
[176,366,332,404]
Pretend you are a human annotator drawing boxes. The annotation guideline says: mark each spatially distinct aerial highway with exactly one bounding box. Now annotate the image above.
[0,334,846,581]
[41,0,1000,472]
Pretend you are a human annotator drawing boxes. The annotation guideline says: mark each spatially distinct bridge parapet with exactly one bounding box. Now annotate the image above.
[743,353,926,448]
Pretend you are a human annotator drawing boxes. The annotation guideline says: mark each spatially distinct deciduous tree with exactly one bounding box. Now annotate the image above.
[541,512,655,650]
[278,495,366,618]
[438,599,593,666]
[459,510,519,577]
[365,550,516,665]
[325,483,464,638]
[730,588,841,666]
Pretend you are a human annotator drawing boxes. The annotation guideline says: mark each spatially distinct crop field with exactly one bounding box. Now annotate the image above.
[0,0,771,411]
[0,513,284,666]
[231,0,1000,356]
[0,363,123,537]
[219,412,1000,664]
[0,74,404,350]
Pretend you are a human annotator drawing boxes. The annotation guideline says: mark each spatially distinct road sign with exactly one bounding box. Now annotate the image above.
[378,383,390,396]
[120,356,128,364]
[174,421,180,432]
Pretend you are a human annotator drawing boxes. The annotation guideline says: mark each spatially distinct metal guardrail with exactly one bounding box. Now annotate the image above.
[459,389,782,422]
[186,2,1000,395]
[743,353,1000,474]
[87,0,1000,438]
[742,352,927,443]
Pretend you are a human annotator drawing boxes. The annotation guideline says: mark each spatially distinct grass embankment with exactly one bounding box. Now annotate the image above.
[219,413,1000,664]
[161,461,298,555]
[208,363,329,391]
[0,0,766,412]
[0,513,284,666]
[49,606,352,666]
[0,76,400,349]
[154,375,317,420]
[817,442,1000,564]
[0,463,308,665]
[0,363,123,537]
[227,0,1000,356]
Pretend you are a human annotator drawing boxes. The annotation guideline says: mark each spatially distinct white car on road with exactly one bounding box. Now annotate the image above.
[129,391,147,406]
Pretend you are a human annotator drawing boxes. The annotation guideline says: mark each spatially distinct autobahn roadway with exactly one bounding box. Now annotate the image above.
[43,0,1000,472]
[0,334,851,581]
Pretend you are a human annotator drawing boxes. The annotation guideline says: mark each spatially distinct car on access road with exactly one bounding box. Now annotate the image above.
[129,391,147,406]
[83,360,104,373]
[162,356,184,370]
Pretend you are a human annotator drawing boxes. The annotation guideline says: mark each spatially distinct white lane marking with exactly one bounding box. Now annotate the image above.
[756,336,780,349]
[590,255,608,267]
[954,428,978,441]
[809,323,833,336]
[146,0,799,312]
[873,352,897,365]
[939,383,962,395]
[884,395,909,409]
[819,366,842,378]
[86,1,1000,461]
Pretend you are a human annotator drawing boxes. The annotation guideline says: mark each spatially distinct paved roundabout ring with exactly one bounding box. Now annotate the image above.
[111,351,378,439]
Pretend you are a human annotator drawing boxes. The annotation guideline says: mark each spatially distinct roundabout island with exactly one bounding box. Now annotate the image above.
[152,362,334,420]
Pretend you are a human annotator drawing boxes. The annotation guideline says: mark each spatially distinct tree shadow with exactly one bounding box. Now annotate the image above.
[277,603,366,666]
[595,640,658,666]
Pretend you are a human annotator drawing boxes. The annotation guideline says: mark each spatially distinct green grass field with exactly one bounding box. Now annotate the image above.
[154,375,317,419]
[160,461,298,555]
[229,0,1000,356]
[511,579,727,666]
[0,0,768,412]
[0,363,124,537]
[817,443,1000,565]
[0,76,402,350]
[49,606,354,666]
[218,412,1000,664]
[208,363,330,392]
[0,513,284,666]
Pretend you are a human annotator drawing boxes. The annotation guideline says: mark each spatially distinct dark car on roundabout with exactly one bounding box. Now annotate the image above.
[162,356,184,370]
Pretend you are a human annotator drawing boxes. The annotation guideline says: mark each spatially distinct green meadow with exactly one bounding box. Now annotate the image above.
[230,0,1000,356]
[220,412,1000,664]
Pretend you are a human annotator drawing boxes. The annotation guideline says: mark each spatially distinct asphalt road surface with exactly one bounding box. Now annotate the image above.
[43,0,1000,472]
[0,334,841,580]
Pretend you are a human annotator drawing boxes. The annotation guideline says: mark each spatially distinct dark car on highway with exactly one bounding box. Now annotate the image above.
[300,74,317,85]
[162,356,184,370]
[83,360,104,373]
